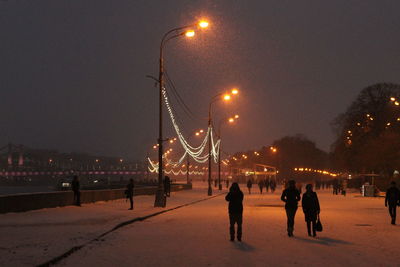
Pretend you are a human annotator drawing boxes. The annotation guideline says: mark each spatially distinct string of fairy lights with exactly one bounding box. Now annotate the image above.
[147,87,221,174]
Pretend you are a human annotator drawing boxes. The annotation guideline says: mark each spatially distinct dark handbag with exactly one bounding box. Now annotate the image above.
[315,214,323,232]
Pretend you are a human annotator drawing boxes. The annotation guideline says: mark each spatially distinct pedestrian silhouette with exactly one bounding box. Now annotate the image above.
[385,181,400,225]
[247,179,252,194]
[302,184,320,237]
[281,180,301,237]
[258,179,264,194]
[226,179,230,189]
[164,176,171,197]
[225,182,244,242]
[72,175,81,206]
[126,178,134,210]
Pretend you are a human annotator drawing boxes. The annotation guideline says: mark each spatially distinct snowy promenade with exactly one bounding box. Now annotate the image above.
[1,182,399,267]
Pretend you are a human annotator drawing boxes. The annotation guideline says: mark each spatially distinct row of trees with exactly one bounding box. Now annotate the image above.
[331,83,400,177]
[229,83,400,180]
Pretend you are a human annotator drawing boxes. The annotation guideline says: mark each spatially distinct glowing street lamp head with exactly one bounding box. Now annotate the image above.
[198,20,209,29]
[199,129,204,133]
[234,114,239,119]
[390,97,396,102]
[231,88,239,95]
[185,30,195,38]
[195,132,200,136]
[228,118,234,123]
[223,94,231,101]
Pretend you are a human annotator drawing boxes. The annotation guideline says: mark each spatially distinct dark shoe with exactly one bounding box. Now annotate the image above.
[129,208,133,210]
[230,237,234,242]
[237,237,242,242]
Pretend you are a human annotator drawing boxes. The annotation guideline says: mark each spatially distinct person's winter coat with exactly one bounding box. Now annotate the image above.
[302,191,320,221]
[225,190,244,214]
[281,187,301,209]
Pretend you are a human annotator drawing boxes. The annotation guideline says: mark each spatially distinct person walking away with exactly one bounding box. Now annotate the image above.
[247,179,253,194]
[270,180,276,193]
[265,178,270,192]
[302,184,320,237]
[281,180,301,237]
[225,182,244,241]
[72,175,81,206]
[385,181,400,225]
[258,179,264,194]
[164,176,171,197]
[126,179,134,210]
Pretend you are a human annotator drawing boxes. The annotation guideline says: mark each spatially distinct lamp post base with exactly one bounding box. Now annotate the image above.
[208,186,212,196]
[218,183,222,190]
[154,188,166,207]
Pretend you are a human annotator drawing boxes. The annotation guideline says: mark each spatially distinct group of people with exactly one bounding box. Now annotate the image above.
[225,180,320,241]
[246,178,277,194]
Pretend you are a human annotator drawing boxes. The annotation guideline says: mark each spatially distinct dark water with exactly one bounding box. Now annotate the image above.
[0,186,56,196]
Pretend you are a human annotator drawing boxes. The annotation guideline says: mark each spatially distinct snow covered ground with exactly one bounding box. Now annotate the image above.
[1,182,399,266]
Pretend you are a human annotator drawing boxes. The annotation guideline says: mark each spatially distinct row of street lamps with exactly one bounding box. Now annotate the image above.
[153,19,240,207]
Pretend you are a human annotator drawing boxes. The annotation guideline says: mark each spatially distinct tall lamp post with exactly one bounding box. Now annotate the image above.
[154,20,209,207]
[217,114,239,190]
[207,88,239,196]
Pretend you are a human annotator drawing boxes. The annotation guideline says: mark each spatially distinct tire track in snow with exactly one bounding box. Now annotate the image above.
[37,193,224,267]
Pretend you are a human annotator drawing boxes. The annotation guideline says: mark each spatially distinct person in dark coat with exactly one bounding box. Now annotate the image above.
[281,180,301,237]
[164,176,171,197]
[270,180,276,193]
[265,178,270,192]
[385,181,400,225]
[71,175,81,206]
[225,182,244,241]
[302,184,320,237]
[126,179,134,210]
[247,179,252,194]
[226,179,230,189]
[258,179,264,194]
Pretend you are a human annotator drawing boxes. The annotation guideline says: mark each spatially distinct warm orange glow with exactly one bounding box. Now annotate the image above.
[199,129,204,133]
[120,159,123,162]
[223,94,231,101]
[169,140,174,143]
[95,159,99,163]
[234,114,239,119]
[153,145,157,149]
[390,97,396,101]
[195,132,200,136]
[231,88,239,95]
[228,118,234,123]
[185,30,195,37]
[198,20,209,28]
[395,101,400,106]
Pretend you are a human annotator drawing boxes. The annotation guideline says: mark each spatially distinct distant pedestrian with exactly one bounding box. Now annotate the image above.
[281,180,301,237]
[225,182,244,242]
[332,179,339,195]
[247,179,253,194]
[126,179,134,210]
[72,175,81,206]
[302,184,320,237]
[265,178,270,192]
[385,181,400,225]
[214,179,218,188]
[226,179,230,189]
[270,180,276,193]
[258,179,264,194]
[164,176,171,197]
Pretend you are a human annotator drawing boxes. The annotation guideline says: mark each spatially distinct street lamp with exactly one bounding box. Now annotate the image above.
[154,20,209,207]
[207,88,239,196]
[216,115,239,190]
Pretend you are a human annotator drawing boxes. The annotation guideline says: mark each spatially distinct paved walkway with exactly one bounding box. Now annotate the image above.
[1,183,399,266]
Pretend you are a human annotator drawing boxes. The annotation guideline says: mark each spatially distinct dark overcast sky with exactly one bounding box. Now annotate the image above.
[1,0,399,160]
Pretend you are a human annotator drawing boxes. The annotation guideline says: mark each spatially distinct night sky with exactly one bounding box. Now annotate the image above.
[1,0,399,160]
